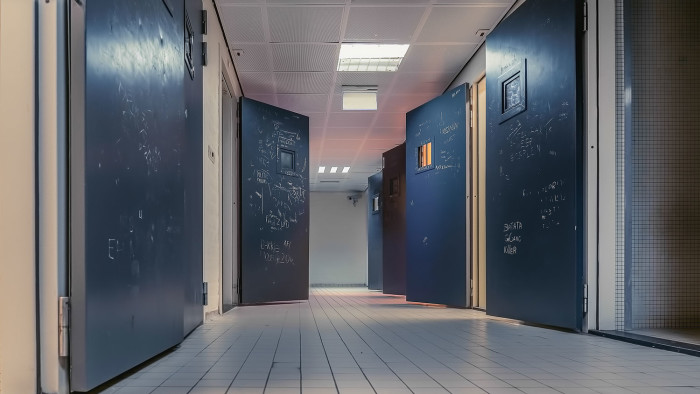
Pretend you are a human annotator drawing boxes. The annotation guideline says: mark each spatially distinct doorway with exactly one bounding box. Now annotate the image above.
[221,73,238,311]
[470,77,487,309]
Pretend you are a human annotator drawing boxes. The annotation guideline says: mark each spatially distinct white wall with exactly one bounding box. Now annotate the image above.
[447,0,524,90]
[448,44,485,90]
[0,0,37,392]
[202,0,242,316]
[309,192,368,286]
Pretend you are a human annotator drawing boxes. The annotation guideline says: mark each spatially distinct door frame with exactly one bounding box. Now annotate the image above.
[221,70,238,310]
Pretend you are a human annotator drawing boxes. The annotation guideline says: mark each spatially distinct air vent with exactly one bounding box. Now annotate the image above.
[319,180,340,183]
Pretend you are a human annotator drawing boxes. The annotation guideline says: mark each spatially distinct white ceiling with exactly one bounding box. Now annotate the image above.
[215,0,514,192]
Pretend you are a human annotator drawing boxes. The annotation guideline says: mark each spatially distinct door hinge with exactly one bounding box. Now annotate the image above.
[203,282,208,306]
[59,297,70,357]
[583,283,588,315]
[582,2,588,32]
[202,41,208,67]
[202,10,208,35]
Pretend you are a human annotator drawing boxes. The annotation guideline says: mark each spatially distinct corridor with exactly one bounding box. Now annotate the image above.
[100,288,700,394]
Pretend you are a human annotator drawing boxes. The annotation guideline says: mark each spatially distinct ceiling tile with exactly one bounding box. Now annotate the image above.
[274,72,334,94]
[351,0,429,4]
[373,112,405,128]
[345,7,425,42]
[268,6,344,42]
[379,93,439,113]
[328,112,377,128]
[367,127,405,139]
[308,114,327,129]
[435,0,511,4]
[417,6,507,43]
[391,72,452,94]
[239,72,276,94]
[216,0,263,3]
[230,44,271,72]
[219,6,266,43]
[318,150,356,161]
[399,44,477,74]
[276,94,330,113]
[268,0,345,3]
[271,44,338,72]
[364,139,403,152]
[324,127,369,139]
[324,139,365,150]
[245,94,276,105]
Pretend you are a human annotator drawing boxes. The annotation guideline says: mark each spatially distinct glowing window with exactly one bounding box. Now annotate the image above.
[418,142,432,169]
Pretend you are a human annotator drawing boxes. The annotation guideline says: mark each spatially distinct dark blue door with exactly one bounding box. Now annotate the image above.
[367,172,383,290]
[239,98,310,304]
[382,144,406,295]
[405,85,468,307]
[485,0,584,330]
[70,0,188,390]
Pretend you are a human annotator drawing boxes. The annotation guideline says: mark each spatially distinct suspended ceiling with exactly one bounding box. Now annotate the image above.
[215,0,514,192]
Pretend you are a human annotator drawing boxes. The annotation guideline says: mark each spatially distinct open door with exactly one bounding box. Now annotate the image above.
[485,0,585,330]
[367,172,383,290]
[69,0,191,390]
[239,98,309,304]
[405,85,469,307]
[222,75,238,311]
[382,144,406,296]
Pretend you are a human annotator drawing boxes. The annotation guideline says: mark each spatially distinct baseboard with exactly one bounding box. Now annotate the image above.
[310,283,366,288]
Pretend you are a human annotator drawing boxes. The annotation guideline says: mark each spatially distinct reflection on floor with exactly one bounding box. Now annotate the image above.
[99,288,700,394]
[631,329,700,347]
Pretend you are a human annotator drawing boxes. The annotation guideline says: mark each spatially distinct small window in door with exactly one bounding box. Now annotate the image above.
[279,149,295,171]
[372,194,380,214]
[416,140,434,173]
[389,177,400,197]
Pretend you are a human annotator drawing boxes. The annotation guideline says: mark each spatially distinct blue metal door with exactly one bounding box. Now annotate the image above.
[367,172,383,290]
[405,85,468,307]
[239,98,310,303]
[382,144,407,295]
[485,0,585,330]
[70,0,189,390]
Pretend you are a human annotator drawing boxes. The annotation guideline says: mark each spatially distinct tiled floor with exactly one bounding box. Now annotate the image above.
[100,288,700,394]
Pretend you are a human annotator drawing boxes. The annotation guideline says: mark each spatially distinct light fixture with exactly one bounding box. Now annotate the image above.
[318,166,326,173]
[342,85,377,111]
[330,166,338,173]
[337,44,409,72]
[342,167,350,173]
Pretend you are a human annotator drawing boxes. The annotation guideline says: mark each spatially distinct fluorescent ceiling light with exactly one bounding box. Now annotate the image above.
[343,92,377,110]
[330,166,338,173]
[342,167,350,173]
[338,44,409,72]
[318,166,325,173]
[339,44,409,59]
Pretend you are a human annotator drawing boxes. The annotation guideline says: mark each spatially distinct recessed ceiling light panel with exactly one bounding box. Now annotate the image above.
[330,166,338,173]
[342,167,350,173]
[318,166,326,173]
[337,44,409,72]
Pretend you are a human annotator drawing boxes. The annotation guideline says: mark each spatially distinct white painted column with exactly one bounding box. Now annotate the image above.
[0,0,38,392]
